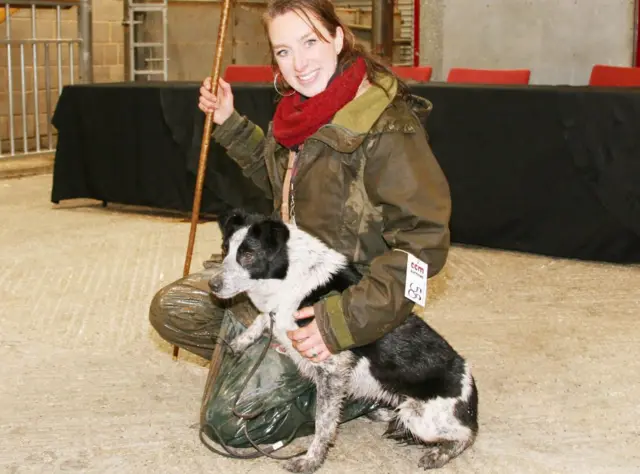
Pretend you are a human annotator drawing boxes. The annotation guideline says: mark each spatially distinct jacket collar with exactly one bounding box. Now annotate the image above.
[309,74,397,153]
[332,74,397,133]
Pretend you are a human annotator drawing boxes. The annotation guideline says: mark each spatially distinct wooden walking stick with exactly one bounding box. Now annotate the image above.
[174,0,234,360]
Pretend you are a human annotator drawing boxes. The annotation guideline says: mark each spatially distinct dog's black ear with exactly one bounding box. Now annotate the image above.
[252,219,290,253]
[246,219,290,279]
[220,209,249,237]
[263,220,290,279]
[218,209,250,255]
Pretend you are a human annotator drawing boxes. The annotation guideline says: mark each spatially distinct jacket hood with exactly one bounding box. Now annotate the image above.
[311,74,433,153]
[332,74,398,134]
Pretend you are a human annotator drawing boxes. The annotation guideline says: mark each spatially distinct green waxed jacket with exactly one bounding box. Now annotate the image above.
[212,75,451,353]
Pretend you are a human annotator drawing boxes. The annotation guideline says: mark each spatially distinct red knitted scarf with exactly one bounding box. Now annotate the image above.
[272,57,366,149]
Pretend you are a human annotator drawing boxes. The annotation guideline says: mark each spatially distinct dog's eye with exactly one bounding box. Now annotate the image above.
[240,250,255,263]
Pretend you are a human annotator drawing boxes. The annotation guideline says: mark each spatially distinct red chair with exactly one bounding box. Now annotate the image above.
[391,66,433,82]
[223,65,274,83]
[589,65,640,87]
[447,67,531,85]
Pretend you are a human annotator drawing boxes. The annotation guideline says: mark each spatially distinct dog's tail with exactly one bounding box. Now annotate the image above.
[383,417,422,445]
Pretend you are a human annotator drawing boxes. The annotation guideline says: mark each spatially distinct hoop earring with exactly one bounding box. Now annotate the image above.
[274,73,295,97]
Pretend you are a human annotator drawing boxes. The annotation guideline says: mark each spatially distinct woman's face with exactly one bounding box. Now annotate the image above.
[268,10,344,97]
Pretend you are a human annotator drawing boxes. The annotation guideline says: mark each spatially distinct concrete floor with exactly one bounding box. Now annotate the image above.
[1,174,639,474]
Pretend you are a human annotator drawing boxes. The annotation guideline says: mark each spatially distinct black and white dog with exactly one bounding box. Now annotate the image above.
[209,210,478,473]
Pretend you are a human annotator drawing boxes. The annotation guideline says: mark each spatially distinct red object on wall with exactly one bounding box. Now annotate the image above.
[392,66,432,81]
[589,64,640,86]
[223,65,274,83]
[447,68,531,85]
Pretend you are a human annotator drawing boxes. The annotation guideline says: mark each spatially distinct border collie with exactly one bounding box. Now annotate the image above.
[208,210,478,473]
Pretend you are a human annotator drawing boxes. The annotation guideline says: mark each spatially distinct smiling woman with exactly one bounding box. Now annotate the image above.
[267,9,344,97]
[153,0,456,468]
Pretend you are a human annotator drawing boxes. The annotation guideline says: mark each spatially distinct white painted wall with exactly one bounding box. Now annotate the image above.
[422,0,637,84]
[158,0,637,85]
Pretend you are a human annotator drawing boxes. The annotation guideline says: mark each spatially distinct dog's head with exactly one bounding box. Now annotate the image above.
[209,210,290,299]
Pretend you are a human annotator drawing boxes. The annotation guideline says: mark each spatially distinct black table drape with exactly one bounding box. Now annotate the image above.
[51,82,273,216]
[51,82,640,263]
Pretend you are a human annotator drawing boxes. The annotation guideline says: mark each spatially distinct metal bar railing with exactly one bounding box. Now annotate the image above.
[19,42,26,152]
[0,0,79,7]
[56,6,62,96]
[44,42,52,148]
[5,4,16,156]
[162,0,168,79]
[31,4,39,152]
[0,38,81,44]
[1,0,92,159]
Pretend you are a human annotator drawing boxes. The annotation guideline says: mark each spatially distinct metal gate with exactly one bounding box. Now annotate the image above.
[0,0,92,159]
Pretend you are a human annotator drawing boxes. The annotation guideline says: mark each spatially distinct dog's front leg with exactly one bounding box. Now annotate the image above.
[284,368,347,473]
[228,313,269,355]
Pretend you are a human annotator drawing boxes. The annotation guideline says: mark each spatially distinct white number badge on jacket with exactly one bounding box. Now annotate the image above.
[404,253,428,307]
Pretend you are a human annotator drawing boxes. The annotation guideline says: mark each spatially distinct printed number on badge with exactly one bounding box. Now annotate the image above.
[404,254,427,307]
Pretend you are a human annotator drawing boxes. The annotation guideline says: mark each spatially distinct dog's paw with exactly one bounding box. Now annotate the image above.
[227,336,250,355]
[418,444,453,470]
[283,454,323,474]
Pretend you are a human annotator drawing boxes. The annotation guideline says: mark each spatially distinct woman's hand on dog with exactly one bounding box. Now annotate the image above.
[287,307,331,363]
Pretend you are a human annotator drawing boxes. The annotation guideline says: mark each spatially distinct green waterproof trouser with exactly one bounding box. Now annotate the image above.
[148,261,377,450]
[149,261,259,360]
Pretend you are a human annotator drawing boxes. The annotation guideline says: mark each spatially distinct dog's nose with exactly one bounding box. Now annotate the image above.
[208,276,222,293]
